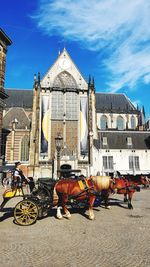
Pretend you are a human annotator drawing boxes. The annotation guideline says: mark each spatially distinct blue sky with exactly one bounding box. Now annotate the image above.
[1,0,150,118]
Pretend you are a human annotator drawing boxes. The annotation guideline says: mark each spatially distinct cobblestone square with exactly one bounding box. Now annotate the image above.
[0,185,150,267]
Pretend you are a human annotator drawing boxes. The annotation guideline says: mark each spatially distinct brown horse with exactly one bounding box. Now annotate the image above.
[122,175,149,203]
[113,178,137,209]
[125,175,150,187]
[102,177,142,209]
[55,176,112,220]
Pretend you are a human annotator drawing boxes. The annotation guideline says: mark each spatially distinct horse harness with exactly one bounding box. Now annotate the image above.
[68,177,96,200]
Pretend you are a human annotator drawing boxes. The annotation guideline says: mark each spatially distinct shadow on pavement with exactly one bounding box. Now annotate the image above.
[0,208,14,222]
[100,198,129,209]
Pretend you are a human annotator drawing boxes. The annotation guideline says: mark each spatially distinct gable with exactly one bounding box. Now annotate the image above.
[41,48,88,90]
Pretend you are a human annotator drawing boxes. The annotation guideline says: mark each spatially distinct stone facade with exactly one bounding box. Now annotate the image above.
[2,48,150,178]
[28,49,91,178]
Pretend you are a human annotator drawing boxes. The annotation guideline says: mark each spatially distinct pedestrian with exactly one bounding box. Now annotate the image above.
[12,161,35,192]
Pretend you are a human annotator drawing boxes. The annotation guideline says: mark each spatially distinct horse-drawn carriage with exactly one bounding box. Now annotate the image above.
[0,178,58,225]
[0,175,110,225]
[0,173,149,226]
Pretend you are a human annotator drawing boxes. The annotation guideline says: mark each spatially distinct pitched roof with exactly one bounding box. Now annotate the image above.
[0,28,12,45]
[95,93,137,114]
[4,89,33,108]
[4,89,138,117]
[3,107,31,129]
[94,131,150,150]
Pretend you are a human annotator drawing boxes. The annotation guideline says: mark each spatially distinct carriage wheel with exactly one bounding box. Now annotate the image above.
[14,200,38,226]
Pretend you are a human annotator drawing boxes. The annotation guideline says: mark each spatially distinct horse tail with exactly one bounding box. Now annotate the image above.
[52,186,59,206]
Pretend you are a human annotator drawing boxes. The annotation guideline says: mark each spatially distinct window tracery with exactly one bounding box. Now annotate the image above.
[53,71,77,88]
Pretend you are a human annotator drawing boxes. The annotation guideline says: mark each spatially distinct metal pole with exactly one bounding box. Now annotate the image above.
[57,149,60,178]
[52,157,54,180]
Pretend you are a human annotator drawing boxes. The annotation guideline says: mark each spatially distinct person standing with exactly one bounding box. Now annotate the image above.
[12,161,35,192]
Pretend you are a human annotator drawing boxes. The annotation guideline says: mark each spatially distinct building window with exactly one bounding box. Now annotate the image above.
[117,116,124,130]
[129,156,140,170]
[100,115,108,130]
[21,135,29,161]
[103,156,113,170]
[66,92,78,120]
[51,91,64,119]
[127,137,132,146]
[131,116,136,129]
[102,137,108,146]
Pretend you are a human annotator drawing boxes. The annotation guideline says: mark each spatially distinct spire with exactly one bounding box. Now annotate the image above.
[88,75,95,92]
[92,77,95,86]
[38,72,40,85]
[142,105,145,118]
[88,75,91,85]
[33,73,37,87]
[91,76,95,92]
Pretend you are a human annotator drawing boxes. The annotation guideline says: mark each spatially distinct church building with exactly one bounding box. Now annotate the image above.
[3,49,150,178]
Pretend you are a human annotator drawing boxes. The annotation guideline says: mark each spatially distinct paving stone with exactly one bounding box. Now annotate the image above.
[0,185,150,267]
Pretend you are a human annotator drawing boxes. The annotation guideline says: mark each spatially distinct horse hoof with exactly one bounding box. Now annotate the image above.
[63,212,71,219]
[56,215,63,220]
[63,215,71,219]
[105,206,111,209]
[89,216,95,220]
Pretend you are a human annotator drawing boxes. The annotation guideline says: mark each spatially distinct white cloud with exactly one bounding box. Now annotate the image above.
[33,0,150,91]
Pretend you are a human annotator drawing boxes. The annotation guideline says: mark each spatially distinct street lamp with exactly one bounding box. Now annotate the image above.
[55,133,63,178]
[11,118,18,162]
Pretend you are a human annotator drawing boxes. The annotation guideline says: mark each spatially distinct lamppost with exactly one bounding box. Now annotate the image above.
[89,130,93,175]
[10,118,18,162]
[55,133,63,178]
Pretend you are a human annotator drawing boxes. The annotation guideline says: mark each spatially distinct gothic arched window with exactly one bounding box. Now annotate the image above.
[117,116,124,130]
[131,116,136,129]
[100,115,108,130]
[21,135,29,161]
[53,71,77,88]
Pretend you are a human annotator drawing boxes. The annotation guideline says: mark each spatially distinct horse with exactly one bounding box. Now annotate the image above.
[55,175,112,220]
[122,175,149,202]
[101,177,141,209]
[125,175,150,187]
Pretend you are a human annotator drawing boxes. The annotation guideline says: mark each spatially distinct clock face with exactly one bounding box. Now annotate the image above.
[59,58,70,70]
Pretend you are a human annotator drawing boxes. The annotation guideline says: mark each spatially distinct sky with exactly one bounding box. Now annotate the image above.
[1,0,150,118]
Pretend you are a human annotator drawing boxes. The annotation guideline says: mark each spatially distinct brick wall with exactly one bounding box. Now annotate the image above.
[5,130,30,162]
[51,120,78,157]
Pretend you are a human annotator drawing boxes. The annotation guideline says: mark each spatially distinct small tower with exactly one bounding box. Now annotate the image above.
[138,105,146,131]
[29,73,41,177]
[88,76,97,138]
[88,76,97,170]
